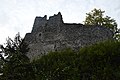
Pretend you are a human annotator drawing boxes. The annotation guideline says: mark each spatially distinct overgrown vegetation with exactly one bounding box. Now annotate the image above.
[84,8,120,40]
[0,33,35,80]
[32,40,120,80]
[1,37,120,80]
[84,8,118,33]
[84,8,120,41]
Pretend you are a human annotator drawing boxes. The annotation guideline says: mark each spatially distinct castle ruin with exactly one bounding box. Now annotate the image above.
[24,12,113,59]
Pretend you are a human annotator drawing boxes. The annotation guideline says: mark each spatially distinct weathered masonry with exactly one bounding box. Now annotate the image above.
[24,12,113,59]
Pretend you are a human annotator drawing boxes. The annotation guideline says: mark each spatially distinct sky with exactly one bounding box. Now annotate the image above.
[0,0,120,44]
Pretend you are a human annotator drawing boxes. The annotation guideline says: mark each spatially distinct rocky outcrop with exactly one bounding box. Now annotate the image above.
[24,12,113,59]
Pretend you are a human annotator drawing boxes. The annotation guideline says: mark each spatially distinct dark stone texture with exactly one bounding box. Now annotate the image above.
[24,12,113,59]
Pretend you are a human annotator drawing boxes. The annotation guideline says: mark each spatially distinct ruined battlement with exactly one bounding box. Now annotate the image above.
[24,12,113,59]
[32,12,63,33]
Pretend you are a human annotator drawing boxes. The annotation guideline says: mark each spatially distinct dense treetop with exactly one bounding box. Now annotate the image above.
[84,8,118,33]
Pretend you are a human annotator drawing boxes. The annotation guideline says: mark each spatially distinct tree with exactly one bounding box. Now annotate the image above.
[0,33,35,80]
[0,33,29,63]
[84,8,118,33]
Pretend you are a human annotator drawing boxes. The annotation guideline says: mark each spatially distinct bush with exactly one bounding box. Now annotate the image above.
[32,40,120,80]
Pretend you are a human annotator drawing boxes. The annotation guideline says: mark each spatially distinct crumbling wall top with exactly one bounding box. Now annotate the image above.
[32,12,63,33]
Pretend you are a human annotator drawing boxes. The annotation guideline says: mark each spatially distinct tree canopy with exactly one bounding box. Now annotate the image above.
[0,33,35,80]
[84,8,118,33]
[32,40,120,80]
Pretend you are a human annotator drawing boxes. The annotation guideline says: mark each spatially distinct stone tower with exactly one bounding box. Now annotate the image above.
[24,12,113,59]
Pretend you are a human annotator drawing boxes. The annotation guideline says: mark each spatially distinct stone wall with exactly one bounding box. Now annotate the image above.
[24,12,113,59]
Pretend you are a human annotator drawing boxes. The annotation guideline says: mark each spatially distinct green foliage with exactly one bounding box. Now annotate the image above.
[0,33,35,80]
[1,34,120,80]
[79,40,120,79]
[32,40,120,80]
[32,48,79,80]
[84,8,118,33]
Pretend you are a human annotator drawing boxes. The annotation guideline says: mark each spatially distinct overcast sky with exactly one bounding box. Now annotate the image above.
[0,0,120,44]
